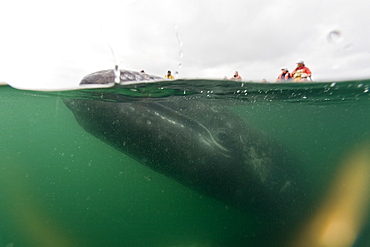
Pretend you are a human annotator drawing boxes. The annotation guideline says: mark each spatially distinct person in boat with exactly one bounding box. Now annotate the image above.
[230,71,242,81]
[276,68,292,82]
[292,61,312,82]
[164,70,175,79]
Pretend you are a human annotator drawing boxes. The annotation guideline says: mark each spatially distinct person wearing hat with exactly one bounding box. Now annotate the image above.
[291,61,312,82]
[230,71,242,81]
[164,70,175,79]
[276,67,292,82]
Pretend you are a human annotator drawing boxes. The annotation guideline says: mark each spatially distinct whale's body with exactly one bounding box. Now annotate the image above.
[64,70,307,221]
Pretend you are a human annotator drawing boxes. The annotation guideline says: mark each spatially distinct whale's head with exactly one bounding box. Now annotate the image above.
[80,69,163,85]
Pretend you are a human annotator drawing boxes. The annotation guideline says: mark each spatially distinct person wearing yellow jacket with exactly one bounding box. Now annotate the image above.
[164,70,175,79]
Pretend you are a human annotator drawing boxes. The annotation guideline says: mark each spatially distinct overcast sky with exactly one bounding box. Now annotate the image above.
[1,0,370,90]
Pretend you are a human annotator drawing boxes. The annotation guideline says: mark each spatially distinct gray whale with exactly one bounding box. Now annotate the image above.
[64,70,308,222]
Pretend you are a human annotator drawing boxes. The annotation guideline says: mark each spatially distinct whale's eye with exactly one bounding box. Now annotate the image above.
[215,129,228,142]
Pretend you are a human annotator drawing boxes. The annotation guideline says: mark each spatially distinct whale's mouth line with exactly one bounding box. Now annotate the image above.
[148,101,230,155]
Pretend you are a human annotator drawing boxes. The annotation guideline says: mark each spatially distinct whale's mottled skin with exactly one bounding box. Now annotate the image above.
[64,70,308,223]
[79,69,164,85]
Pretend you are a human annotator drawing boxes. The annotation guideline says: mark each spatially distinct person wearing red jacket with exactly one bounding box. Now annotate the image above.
[230,71,242,81]
[276,68,292,82]
[291,61,312,82]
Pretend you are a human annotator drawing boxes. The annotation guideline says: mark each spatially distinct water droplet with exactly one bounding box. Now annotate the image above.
[343,43,353,51]
[327,30,343,44]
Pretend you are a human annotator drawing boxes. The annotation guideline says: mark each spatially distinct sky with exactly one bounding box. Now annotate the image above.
[1,0,370,90]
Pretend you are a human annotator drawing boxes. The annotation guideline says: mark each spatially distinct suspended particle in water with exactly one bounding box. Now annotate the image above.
[327,30,343,44]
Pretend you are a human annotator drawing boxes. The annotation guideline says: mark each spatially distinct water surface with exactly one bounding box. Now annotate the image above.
[1,79,369,246]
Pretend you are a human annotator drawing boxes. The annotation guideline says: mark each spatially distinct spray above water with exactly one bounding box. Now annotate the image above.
[105,35,121,83]
[174,24,184,78]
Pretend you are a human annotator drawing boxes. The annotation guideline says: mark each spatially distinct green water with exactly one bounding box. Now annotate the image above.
[1,80,370,247]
